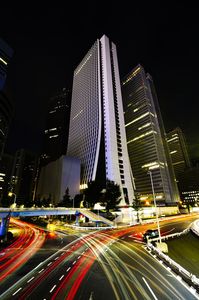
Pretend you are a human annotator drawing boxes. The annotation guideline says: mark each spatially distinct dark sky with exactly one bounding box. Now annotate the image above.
[1,2,199,159]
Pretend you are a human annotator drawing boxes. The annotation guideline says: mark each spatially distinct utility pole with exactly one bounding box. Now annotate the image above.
[148,171,161,243]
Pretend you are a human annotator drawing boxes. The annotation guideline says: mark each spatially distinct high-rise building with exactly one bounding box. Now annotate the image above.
[166,127,191,180]
[0,153,14,206]
[41,88,71,165]
[122,64,179,205]
[67,35,134,205]
[0,38,13,91]
[0,38,14,159]
[178,167,199,204]
[9,149,38,205]
[0,92,14,159]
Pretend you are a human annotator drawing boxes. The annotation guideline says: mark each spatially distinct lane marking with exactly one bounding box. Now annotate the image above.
[38,269,44,274]
[142,277,158,300]
[47,262,52,266]
[77,255,81,259]
[66,267,71,272]
[72,260,76,265]
[27,276,35,283]
[50,285,56,293]
[59,275,64,281]
[54,257,58,260]
[12,287,22,296]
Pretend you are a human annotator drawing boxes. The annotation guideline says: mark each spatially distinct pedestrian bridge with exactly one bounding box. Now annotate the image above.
[0,207,114,237]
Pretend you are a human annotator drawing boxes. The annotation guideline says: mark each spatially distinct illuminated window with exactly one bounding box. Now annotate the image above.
[125,112,150,127]
[0,57,7,65]
[170,150,177,154]
[127,130,156,144]
[138,123,151,130]
[49,128,57,132]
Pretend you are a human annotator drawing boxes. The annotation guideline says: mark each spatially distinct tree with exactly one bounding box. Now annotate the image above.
[58,187,71,207]
[100,180,121,212]
[73,194,83,208]
[83,181,103,208]
[132,192,142,223]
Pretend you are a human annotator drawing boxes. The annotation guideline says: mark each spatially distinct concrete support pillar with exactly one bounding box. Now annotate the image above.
[75,214,79,226]
[0,215,10,241]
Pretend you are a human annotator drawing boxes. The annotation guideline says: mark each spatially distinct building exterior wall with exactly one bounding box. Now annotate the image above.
[67,35,134,205]
[41,88,71,165]
[0,38,14,159]
[0,38,13,91]
[122,65,179,205]
[166,127,191,180]
[9,149,38,205]
[37,156,80,204]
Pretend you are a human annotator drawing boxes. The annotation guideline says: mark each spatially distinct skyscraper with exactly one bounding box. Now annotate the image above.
[67,35,134,205]
[166,127,191,180]
[9,149,38,206]
[41,88,71,165]
[122,64,179,205]
[0,38,14,159]
[0,38,13,91]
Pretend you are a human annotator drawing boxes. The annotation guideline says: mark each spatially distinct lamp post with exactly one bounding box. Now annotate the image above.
[8,192,17,207]
[148,171,161,243]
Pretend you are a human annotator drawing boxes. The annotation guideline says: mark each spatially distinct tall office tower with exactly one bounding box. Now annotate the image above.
[166,127,191,180]
[0,38,13,91]
[9,149,38,206]
[0,153,14,206]
[0,92,13,159]
[67,35,134,205]
[122,65,179,205]
[0,38,14,159]
[41,88,71,165]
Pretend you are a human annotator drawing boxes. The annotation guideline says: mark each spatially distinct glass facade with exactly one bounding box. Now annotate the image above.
[166,127,191,180]
[67,35,134,205]
[122,65,179,205]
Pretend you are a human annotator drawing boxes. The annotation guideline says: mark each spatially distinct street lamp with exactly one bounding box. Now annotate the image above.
[148,171,161,243]
[8,192,17,207]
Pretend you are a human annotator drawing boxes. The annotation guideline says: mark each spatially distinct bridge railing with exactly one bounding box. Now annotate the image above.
[147,241,199,289]
[146,221,199,292]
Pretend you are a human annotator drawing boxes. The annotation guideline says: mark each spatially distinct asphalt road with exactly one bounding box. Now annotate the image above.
[0,214,199,299]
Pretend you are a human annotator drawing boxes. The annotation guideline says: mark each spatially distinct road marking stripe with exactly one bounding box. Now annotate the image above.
[12,287,22,296]
[66,267,71,272]
[27,276,34,283]
[142,277,158,300]
[72,260,76,265]
[54,257,58,260]
[59,275,64,281]
[38,268,44,273]
[50,285,56,293]
[47,262,52,266]
[77,255,81,259]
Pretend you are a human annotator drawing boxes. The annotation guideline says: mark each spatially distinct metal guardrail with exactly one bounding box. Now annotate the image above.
[147,242,199,287]
[148,227,190,243]
[71,225,116,230]
[146,221,199,291]
[191,220,199,238]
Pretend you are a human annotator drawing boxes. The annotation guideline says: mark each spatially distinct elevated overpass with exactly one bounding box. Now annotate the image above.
[0,207,114,238]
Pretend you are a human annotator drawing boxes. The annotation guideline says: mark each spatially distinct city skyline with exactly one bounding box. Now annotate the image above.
[0,3,198,160]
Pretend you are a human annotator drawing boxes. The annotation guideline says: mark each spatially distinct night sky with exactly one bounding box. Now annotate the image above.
[1,3,199,159]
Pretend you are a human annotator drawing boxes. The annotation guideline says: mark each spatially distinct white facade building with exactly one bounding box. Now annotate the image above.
[67,35,134,205]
